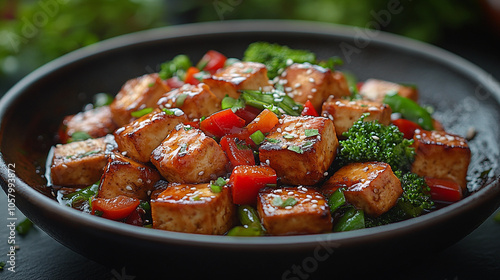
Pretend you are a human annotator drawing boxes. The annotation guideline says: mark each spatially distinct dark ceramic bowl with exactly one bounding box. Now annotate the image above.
[1,21,500,278]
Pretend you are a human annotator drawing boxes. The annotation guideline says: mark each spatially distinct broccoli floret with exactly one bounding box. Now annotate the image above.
[337,113,415,173]
[366,172,434,227]
[158,54,192,80]
[243,42,316,79]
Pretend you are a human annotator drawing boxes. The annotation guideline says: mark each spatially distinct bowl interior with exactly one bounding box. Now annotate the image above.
[1,21,500,275]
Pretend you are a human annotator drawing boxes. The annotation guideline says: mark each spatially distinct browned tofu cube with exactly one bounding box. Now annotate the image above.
[257,186,332,235]
[321,98,392,137]
[411,130,471,190]
[321,162,402,217]
[113,108,188,163]
[278,63,351,112]
[203,62,272,100]
[259,115,338,186]
[59,106,118,144]
[97,152,160,200]
[359,79,418,103]
[157,83,221,120]
[50,136,117,186]
[110,73,170,126]
[151,182,235,234]
[150,126,228,183]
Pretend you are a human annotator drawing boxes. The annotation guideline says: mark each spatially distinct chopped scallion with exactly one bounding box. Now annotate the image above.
[131,107,153,118]
[250,130,265,145]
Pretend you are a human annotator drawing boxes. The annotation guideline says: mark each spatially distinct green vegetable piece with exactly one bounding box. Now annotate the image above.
[224,58,240,67]
[250,130,265,145]
[175,94,188,107]
[328,188,346,213]
[383,91,434,130]
[333,207,365,232]
[16,218,33,236]
[159,54,192,80]
[227,225,262,236]
[131,107,153,118]
[140,201,151,212]
[62,181,99,208]
[210,177,227,193]
[317,56,344,71]
[93,93,113,107]
[339,113,415,173]
[69,131,92,143]
[287,145,303,154]
[494,211,500,224]
[243,42,316,79]
[0,261,5,270]
[238,205,263,229]
[304,129,319,137]
[271,197,298,208]
[221,95,245,112]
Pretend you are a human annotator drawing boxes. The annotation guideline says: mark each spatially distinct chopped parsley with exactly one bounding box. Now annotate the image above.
[265,138,281,144]
[272,197,298,208]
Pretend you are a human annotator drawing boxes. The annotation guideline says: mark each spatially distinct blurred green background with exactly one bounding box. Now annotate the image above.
[1,0,498,94]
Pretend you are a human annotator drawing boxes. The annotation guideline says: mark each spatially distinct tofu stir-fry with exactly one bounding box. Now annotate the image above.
[50,42,471,235]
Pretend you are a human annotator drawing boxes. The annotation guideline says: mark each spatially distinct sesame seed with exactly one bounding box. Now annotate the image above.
[294,83,301,88]
[174,110,183,116]
[309,78,315,83]
[311,199,318,204]
[306,195,312,199]
[311,88,317,93]
[324,172,328,176]
[306,69,313,75]
[125,185,133,191]
[277,128,282,133]
[198,171,205,176]
[312,204,318,208]
[303,198,311,203]
[288,191,294,195]
[285,206,293,210]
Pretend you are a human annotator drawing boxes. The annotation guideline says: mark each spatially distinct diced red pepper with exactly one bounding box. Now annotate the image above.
[234,105,262,124]
[301,100,319,117]
[220,136,255,169]
[392,118,422,139]
[91,195,141,220]
[124,207,145,226]
[198,50,227,74]
[425,177,463,203]
[356,82,364,92]
[200,109,246,138]
[184,66,201,85]
[230,165,277,205]
[236,109,279,146]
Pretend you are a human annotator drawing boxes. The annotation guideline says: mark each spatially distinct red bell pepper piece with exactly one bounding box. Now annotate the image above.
[392,118,422,139]
[230,165,277,205]
[245,109,279,135]
[301,100,319,117]
[198,50,227,74]
[91,195,141,220]
[234,105,262,124]
[184,66,201,85]
[220,136,255,169]
[424,177,463,203]
[200,108,246,138]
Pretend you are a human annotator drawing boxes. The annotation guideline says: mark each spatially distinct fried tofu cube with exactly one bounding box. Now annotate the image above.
[110,73,170,126]
[279,63,351,112]
[150,126,228,183]
[259,115,338,186]
[59,106,118,144]
[203,62,272,100]
[321,98,392,137]
[257,186,332,235]
[151,182,235,234]
[97,152,160,200]
[113,108,188,163]
[157,83,221,120]
[321,162,402,217]
[359,79,418,103]
[411,130,471,190]
[50,136,117,186]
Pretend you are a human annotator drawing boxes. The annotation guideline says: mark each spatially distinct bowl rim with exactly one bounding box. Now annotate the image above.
[1,19,500,251]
